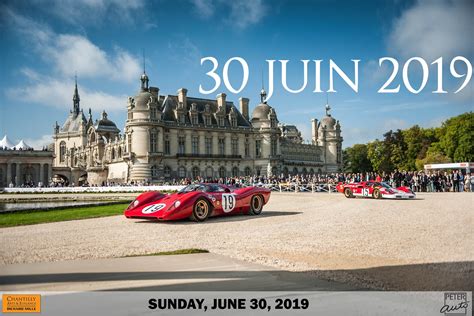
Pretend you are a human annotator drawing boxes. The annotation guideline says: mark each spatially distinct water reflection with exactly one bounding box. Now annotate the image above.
[0,201,118,213]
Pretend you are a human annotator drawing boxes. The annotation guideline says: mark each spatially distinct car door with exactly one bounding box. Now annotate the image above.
[208,185,238,215]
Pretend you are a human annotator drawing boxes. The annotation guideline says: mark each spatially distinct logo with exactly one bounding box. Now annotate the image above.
[142,203,166,214]
[440,292,469,315]
[2,294,41,313]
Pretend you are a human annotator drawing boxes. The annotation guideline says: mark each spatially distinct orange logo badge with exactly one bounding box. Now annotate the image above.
[2,294,41,313]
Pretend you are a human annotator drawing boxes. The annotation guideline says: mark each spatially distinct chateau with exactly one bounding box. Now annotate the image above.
[52,71,343,185]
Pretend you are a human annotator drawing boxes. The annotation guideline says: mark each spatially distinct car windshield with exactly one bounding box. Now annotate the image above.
[178,184,207,193]
[378,182,393,189]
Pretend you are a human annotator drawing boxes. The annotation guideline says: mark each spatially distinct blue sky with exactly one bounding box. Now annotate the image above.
[0,0,472,148]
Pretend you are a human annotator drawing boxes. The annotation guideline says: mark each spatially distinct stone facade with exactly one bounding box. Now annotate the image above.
[52,72,343,185]
[0,150,54,187]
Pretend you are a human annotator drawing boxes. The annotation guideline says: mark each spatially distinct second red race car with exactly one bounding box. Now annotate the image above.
[337,181,415,199]
[124,183,271,222]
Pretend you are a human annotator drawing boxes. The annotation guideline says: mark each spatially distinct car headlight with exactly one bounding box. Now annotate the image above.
[133,200,139,207]
[174,200,181,208]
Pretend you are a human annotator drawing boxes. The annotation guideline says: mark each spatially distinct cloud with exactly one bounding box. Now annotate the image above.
[7,72,126,112]
[12,0,146,27]
[23,134,54,150]
[228,0,267,29]
[5,8,141,82]
[167,36,202,68]
[190,0,267,29]
[388,0,473,60]
[191,0,215,18]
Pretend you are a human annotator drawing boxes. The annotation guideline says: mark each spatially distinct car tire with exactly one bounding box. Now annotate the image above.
[344,188,354,198]
[373,189,382,199]
[249,194,264,215]
[191,198,210,222]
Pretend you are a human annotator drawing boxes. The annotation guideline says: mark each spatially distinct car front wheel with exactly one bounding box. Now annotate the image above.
[249,195,264,215]
[373,189,382,199]
[191,198,210,222]
[344,188,354,198]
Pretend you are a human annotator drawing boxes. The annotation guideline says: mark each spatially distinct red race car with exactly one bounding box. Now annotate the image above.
[124,183,271,222]
[337,181,415,199]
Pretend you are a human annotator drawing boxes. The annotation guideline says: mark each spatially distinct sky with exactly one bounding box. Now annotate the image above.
[0,0,472,149]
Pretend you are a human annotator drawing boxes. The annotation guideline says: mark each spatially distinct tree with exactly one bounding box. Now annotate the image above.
[343,144,372,173]
[437,112,474,162]
[415,147,451,170]
[367,140,393,173]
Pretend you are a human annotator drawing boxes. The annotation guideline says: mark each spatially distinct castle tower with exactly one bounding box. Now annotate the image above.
[317,103,343,172]
[126,68,162,183]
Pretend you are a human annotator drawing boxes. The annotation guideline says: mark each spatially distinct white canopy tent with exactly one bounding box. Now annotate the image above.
[13,139,33,150]
[0,135,15,149]
[424,162,473,173]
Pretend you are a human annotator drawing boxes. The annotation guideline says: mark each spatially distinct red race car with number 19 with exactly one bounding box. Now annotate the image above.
[337,181,415,199]
[124,183,271,222]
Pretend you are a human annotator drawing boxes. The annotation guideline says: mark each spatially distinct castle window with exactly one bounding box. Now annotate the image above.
[59,141,66,163]
[192,166,200,179]
[164,166,171,178]
[218,166,226,178]
[218,117,224,127]
[178,166,186,178]
[231,117,237,127]
[164,139,170,155]
[118,147,122,158]
[150,131,158,153]
[218,138,225,155]
[204,115,211,126]
[255,140,262,158]
[192,136,199,155]
[150,107,157,120]
[127,134,132,152]
[192,114,198,125]
[231,138,238,156]
[244,167,252,176]
[205,137,212,155]
[270,118,276,128]
[111,148,116,160]
[271,138,277,156]
[244,140,250,157]
[151,165,158,179]
[178,136,185,154]
[232,167,239,177]
[179,114,185,124]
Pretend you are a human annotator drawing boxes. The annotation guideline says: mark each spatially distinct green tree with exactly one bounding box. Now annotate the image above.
[343,144,372,173]
[415,147,451,170]
[402,125,438,170]
[437,112,474,162]
[367,140,393,172]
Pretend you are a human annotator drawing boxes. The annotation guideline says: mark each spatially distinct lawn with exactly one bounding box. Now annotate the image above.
[0,203,130,228]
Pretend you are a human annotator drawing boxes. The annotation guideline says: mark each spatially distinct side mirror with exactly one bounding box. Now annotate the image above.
[224,188,231,193]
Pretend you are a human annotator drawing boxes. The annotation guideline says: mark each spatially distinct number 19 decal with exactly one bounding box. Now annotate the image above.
[222,194,236,213]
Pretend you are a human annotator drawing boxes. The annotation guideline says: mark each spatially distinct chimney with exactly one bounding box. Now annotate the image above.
[311,118,318,144]
[216,93,226,108]
[239,97,249,120]
[149,87,159,98]
[177,88,187,108]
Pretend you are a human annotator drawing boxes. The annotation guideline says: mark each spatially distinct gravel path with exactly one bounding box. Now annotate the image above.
[1,192,472,290]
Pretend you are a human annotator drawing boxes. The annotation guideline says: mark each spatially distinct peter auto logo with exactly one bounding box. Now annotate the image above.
[2,294,41,313]
[440,292,470,315]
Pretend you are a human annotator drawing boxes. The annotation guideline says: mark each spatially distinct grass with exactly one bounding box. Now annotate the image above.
[0,203,130,228]
[124,249,209,257]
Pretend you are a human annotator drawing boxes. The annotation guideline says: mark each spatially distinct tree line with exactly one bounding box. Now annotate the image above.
[343,112,473,173]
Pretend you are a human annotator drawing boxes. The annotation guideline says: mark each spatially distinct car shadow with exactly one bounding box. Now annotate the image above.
[132,211,302,225]
[1,261,471,291]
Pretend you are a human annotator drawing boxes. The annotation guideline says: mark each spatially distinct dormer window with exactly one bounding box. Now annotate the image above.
[218,117,224,127]
[204,115,211,126]
[231,117,237,127]
[150,107,157,120]
[179,114,185,124]
[192,114,198,125]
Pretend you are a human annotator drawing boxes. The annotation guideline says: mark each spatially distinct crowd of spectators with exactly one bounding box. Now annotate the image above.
[164,169,474,192]
[7,169,474,192]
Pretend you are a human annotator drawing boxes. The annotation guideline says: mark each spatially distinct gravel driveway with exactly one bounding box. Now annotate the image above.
[1,192,472,290]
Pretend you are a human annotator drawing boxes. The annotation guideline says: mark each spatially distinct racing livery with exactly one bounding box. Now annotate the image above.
[336,181,415,199]
[124,183,271,222]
